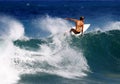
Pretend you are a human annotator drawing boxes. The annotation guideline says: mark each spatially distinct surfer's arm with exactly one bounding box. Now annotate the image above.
[65,18,77,22]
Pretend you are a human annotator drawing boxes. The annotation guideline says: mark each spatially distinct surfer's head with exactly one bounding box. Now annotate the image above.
[80,16,84,20]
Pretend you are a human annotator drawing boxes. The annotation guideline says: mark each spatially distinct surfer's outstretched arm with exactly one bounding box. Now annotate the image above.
[65,18,77,22]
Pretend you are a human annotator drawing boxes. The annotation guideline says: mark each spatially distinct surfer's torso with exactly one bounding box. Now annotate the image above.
[76,20,84,32]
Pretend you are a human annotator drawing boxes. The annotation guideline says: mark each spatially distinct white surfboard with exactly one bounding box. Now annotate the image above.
[71,24,90,36]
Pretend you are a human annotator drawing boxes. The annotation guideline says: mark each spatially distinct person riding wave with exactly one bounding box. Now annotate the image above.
[65,16,84,35]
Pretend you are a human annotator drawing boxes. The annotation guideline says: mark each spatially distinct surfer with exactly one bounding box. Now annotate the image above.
[65,16,84,35]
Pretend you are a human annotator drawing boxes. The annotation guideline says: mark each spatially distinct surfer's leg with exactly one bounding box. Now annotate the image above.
[70,29,76,33]
[70,28,74,32]
[70,29,80,34]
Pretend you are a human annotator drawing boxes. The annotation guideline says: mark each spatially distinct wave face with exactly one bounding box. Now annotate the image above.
[70,30,120,74]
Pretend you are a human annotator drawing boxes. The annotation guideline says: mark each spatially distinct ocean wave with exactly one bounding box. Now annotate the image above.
[13,32,89,79]
[14,30,120,74]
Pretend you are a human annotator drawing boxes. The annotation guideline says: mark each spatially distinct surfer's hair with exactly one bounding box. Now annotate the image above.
[80,16,84,20]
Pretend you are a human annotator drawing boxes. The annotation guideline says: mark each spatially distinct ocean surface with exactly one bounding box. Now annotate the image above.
[0,1,120,84]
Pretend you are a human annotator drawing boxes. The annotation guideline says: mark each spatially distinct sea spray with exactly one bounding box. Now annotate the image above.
[0,16,25,41]
[0,16,25,84]
[35,15,72,35]
[0,40,20,84]
[103,21,120,31]
[91,21,120,33]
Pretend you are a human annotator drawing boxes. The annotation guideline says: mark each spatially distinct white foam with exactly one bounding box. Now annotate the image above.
[36,15,72,35]
[0,16,26,84]
[103,21,120,31]
[0,16,25,41]
[92,21,120,33]
[0,40,20,84]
